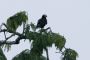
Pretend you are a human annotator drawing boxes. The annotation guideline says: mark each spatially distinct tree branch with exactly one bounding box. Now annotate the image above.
[4,31,7,40]
[5,34,15,41]
[45,47,49,60]
[0,29,22,36]
[0,27,27,46]
[0,35,26,46]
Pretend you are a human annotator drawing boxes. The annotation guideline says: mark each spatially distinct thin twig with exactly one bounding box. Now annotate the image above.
[4,31,7,40]
[0,35,26,46]
[45,47,49,60]
[0,29,22,36]
[5,34,15,41]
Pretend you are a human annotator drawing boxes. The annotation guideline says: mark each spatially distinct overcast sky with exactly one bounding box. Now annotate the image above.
[0,0,90,60]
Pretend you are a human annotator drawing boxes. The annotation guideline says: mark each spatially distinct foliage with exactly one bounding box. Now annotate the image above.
[62,48,78,60]
[12,49,46,60]
[6,11,28,31]
[0,11,78,60]
[1,44,11,52]
[0,47,7,60]
[52,33,66,51]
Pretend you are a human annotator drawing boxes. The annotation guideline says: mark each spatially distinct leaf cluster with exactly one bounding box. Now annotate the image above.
[0,11,78,60]
[6,11,28,31]
[12,49,46,60]
[62,48,78,60]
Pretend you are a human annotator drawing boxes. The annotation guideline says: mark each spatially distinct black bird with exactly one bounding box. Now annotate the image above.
[36,14,47,28]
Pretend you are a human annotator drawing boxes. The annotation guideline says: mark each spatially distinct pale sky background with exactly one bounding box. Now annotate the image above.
[0,0,90,60]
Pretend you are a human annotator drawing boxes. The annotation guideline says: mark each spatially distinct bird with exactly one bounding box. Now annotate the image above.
[36,14,47,29]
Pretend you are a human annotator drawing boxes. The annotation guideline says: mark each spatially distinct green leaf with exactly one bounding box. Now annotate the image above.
[52,33,66,51]
[12,49,46,60]
[62,48,78,60]
[7,11,28,31]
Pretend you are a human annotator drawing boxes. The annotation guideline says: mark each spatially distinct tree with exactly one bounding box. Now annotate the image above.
[0,11,78,60]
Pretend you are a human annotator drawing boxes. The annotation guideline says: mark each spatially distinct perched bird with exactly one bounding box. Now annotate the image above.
[36,14,47,28]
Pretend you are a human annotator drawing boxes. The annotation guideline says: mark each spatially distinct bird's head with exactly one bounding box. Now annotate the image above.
[42,14,47,18]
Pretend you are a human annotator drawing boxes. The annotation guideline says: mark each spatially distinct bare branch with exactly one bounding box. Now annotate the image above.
[5,34,15,41]
[0,29,22,36]
[2,23,8,29]
[45,47,49,60]
[0,27,27,46]
[4,31,7,40]
[0,35,26,46]
[0,23,8,30]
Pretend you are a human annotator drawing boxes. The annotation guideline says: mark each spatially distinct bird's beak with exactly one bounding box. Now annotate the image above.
[45,15,47,17]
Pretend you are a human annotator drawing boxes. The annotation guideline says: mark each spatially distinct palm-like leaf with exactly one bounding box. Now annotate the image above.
[52,33,66,51]
[7,11,28,31]
[62,48,78,60]
[12,49,46,60]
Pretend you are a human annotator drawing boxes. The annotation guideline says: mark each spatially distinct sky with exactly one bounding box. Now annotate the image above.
[0,0,90,60]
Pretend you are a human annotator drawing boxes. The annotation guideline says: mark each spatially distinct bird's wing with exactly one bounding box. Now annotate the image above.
[45,19,47,24]
[42,18,47,25]
[36,18,42,27]
[37,18,42,24]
